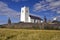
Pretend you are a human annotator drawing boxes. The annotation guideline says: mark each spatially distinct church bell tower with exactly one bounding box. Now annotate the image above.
[20,6,29,22]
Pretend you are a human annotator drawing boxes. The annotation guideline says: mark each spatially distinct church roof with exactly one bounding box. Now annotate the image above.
[29,14,42,20]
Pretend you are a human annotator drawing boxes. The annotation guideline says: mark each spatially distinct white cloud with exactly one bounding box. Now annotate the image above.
[57,10,60,14]
[33,3,42,11]
[12,0,27,2]
[46,0,55,2]
[50,1,60,8]
[0,1,20,18]
[33,0,60,14]
[53,16,60,21]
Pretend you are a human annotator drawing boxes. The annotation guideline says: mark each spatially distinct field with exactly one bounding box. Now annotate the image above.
[0,28,60,40]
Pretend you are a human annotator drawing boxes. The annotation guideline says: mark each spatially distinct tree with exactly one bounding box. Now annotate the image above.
[8,17,11,24]
[44,16,47,23]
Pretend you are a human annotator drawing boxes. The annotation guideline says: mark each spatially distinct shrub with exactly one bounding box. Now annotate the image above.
[32,25,40,29]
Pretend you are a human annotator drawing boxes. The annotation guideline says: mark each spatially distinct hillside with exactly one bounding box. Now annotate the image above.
[0,28,60,40]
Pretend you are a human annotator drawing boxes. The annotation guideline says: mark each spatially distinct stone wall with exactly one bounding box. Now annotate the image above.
[2,22,42,29]
[1,22,60,29]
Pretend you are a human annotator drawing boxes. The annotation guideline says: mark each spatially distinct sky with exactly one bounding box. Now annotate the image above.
[0,0,60,24]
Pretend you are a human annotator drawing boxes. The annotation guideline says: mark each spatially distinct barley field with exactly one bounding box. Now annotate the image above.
[0,28,60,40]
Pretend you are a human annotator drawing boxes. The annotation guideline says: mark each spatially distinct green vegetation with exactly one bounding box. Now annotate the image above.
[0,28,60,40]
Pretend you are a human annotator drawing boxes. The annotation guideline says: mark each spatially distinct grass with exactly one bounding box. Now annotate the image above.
[0,28,60,40]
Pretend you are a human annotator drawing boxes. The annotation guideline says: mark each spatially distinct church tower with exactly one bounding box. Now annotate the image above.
[20,6,29,22]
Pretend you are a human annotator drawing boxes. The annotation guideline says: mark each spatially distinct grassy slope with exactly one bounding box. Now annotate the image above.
[0,28,60,40]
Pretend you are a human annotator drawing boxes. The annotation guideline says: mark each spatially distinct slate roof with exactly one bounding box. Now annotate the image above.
[29,14,42,20]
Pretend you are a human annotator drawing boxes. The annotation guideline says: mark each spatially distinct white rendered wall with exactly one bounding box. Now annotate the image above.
[20,7,25,22]
[20,6,29,22]
[31,19,34,23]
[28,16,31,22]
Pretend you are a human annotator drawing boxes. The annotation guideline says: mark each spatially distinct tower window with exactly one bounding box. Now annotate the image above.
[26,9,28,13]
[22,10,24,13]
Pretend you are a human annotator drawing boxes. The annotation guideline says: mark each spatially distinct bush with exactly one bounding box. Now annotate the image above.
[44,25,60,30]
[32,26,40,29]
[0,25,5,28]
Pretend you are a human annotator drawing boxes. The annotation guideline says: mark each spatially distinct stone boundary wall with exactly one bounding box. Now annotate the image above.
[1,22,60,29]
[2,22,42,29]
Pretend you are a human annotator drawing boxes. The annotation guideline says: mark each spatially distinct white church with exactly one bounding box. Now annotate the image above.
[20,6,42,23]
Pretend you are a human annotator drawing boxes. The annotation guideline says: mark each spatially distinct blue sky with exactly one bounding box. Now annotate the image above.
[0,0,60,24]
